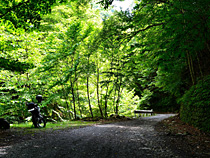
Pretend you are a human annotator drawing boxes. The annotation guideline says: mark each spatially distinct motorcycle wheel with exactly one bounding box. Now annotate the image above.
[37,117,46,128]
[33,117,46,128]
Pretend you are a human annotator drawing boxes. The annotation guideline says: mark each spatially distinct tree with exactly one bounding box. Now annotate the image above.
[0,0,61,29]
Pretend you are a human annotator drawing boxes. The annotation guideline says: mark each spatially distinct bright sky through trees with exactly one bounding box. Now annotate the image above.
[112,0,135,11]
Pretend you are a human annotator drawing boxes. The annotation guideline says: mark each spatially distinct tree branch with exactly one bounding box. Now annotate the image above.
[127,23,164,42]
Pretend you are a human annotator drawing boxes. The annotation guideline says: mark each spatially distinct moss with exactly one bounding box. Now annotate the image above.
[180,75,210,132]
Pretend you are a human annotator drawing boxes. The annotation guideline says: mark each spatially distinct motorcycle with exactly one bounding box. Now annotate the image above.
[26,95,46,128]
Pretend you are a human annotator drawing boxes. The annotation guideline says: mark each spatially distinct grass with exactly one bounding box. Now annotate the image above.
[10,120,100,134]
[9,114,154,134]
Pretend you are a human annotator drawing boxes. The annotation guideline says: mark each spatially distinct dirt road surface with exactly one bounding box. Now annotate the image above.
[0,114,207,158]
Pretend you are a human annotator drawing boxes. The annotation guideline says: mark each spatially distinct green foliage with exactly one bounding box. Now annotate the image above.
[0,17,47,121]
[138,89,153,109]
[115,0,210,118]
[1,0,210,132]
[0,0,58,29]
[149,90,179,112]
[0,57,34,72]
[119,89,139,116]
[180,75,210,132]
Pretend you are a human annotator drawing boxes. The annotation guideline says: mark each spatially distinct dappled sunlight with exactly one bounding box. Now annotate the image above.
[96,114,176,130]
[97,123,153,132]
[97,121,149,130]
[97,124,129,128]
[0,146,11,157]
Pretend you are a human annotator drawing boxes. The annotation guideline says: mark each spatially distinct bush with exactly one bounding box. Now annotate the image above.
[179,75,210,132]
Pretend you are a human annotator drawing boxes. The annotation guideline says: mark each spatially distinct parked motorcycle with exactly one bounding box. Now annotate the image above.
[26,95,46,128]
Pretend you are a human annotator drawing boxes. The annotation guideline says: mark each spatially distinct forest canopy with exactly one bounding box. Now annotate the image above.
[0,0,210,131]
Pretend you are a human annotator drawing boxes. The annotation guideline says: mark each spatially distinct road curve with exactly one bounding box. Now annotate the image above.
[2,114,193,158]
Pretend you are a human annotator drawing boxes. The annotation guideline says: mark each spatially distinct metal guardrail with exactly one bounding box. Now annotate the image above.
[134,109,153,117]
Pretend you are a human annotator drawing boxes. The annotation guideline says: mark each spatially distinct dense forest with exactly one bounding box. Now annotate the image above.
[0,0,210,131]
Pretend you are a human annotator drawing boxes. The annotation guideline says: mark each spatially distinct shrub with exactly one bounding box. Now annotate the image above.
[179,75,210,132]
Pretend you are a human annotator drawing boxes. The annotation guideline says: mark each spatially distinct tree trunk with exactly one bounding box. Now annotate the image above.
[196,51,203,79]
[87,76,93,118]
[86,54,93,118]
[186,52,195,85]
[96,62,103,118]
[104,53,114,116]
[115,77,122,115]
[104,83,109,117]
[76,82,83,118]
[61,84,72,119]
[113,86,117,113]
[71,81,77,120]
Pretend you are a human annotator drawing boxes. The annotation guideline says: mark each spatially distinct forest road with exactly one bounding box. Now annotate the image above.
[1,114,198,158]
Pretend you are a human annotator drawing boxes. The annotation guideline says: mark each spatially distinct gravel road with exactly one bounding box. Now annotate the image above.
[0,114,198,158]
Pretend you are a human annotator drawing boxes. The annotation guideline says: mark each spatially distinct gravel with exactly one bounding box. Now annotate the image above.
[0,114,204,158]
